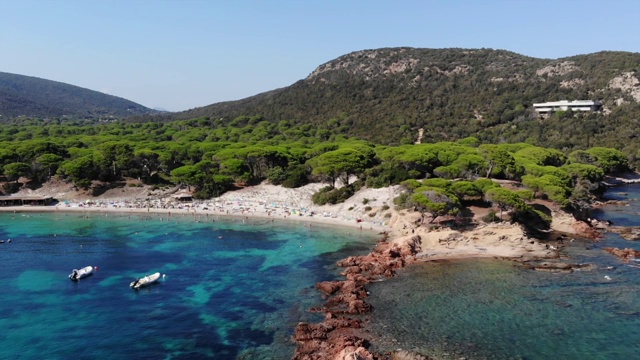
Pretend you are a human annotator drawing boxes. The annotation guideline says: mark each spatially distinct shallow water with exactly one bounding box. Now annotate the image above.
[366,184,640,359]
[0,212,378,359]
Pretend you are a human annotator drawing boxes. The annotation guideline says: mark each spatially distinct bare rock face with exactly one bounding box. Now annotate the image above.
[334,346,375,360]
[316,281,342,296]
[608,71,640,102]
[536,61,579,77]
[571,220,602,239]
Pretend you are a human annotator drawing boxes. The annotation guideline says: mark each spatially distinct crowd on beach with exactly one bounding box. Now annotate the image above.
[48,194,388,232]
[58,197,320,217]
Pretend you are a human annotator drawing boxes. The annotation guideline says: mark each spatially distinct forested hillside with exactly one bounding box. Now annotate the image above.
[165,48,640,155]
[1,47,639,218]
[0,71,154,119]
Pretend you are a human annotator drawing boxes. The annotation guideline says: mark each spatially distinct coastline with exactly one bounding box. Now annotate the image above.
[0,180,568,261]
[0,202,388,234]
[603,172,640,187]
[4,181,595,359]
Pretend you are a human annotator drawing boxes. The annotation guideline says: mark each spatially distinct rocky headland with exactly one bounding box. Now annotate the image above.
[2,177,609,360]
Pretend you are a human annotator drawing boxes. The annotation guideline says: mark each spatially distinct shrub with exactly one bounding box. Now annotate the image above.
[281,164,310,188]
[393,192,411,209]
[2,182,20,194]
[311,185,357,205]
[267,166,287,185]
[364,206,372,212]
[362,198,370,205]
[422,178,451,189]
[364,163,412,188]
[516,189,534,201]
[482,210,500,223]
[433,165,461,179]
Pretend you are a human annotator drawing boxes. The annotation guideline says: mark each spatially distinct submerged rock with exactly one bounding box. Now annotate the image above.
[603,247,640,262]
[608,226,640,241]
[522,261,593,273]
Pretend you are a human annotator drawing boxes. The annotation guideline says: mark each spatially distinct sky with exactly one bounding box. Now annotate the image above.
[1,0,639,112]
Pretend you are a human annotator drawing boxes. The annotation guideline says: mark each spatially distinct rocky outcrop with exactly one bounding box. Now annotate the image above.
[571,220,603,239]
[292,235,422,360]
[608,226,640,241]
[603,247,640,262]
[522,261,593,273]
[535,61,579,77]
[551,210,603,240]
[608,71,640,102]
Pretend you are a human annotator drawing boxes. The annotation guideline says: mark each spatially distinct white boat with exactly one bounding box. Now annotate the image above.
[69,266,94,281]
[130,272,162,289]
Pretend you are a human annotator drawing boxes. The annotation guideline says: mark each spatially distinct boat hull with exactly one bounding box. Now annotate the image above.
[69,266,93,281]
[130,272,161,289]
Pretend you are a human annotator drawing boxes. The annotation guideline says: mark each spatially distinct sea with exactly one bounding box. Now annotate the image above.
[365,184,640,359]
[0,212,378,359]
[1,184,640,360]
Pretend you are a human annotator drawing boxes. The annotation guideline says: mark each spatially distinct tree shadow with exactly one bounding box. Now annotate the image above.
[91,182,127,196]
[24,179,44,191]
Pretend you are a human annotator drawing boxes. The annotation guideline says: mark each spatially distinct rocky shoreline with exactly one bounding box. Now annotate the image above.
[293,234,422,360]
[290,205,611,359]
[4,178,617,359]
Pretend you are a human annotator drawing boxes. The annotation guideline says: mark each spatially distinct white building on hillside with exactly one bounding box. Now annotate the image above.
[532,100,602,114]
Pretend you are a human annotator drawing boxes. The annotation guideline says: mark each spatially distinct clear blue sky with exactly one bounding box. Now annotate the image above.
[1,0,638,112]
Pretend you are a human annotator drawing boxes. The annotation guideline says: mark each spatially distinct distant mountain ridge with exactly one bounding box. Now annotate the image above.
[170,47,640,144]
[0,71,154,120]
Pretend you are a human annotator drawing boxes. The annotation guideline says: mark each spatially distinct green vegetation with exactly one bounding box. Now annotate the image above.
[2,48,639,230]
[141,48,640,167]
[0,71,154,119]
[0,119,627,211]
[7,49,637,169]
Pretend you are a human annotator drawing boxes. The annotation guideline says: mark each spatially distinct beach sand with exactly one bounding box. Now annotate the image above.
[4,180,574,360]
[1,180,565,261]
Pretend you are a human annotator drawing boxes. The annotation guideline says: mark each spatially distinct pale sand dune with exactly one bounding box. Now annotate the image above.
[2,181,562,260]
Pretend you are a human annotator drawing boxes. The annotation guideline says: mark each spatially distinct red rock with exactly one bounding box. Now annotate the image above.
[571,220,602,239]
[293,322,329,341]
[316,281,343,296]
[604,247,640,262]
[293,235,423,359]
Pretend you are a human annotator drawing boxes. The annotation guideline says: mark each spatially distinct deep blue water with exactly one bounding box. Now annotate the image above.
[0,212,378,359]
[366,184,640,359]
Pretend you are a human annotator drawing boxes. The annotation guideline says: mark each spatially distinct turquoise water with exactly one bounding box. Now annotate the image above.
[0,212,378,359]
[366,184,640,359]
[4,185,640,360]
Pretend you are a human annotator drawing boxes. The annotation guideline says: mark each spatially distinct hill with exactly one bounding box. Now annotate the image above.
[0,71,155,120]
[168,48,640,146]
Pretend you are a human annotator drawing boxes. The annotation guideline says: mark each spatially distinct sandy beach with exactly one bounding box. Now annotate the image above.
[3,179,591,360]
[1,180,574,261]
